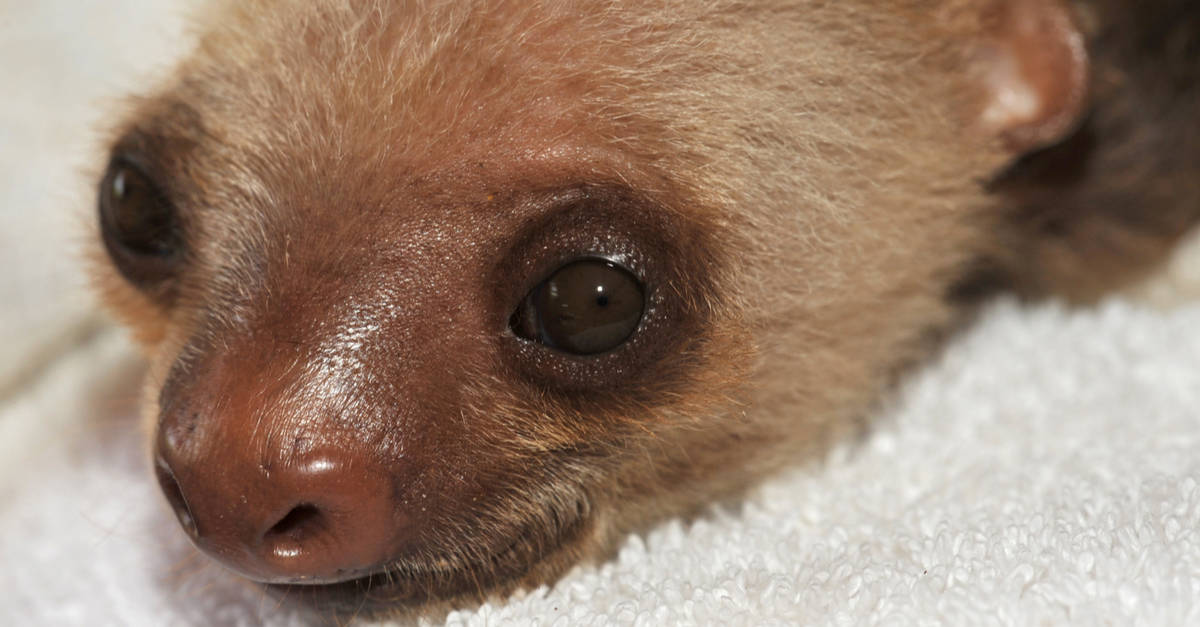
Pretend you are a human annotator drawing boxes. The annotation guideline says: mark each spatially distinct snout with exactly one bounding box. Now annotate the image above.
[144,234,496,586]
[156,434,402,584]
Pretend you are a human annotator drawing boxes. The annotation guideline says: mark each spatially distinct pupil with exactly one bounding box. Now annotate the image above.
[596,294,609,307]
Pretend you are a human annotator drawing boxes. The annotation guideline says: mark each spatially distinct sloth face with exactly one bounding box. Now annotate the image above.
[93,0,1091,611]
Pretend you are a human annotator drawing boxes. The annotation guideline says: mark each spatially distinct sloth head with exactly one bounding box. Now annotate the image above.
[93,0,1087,610]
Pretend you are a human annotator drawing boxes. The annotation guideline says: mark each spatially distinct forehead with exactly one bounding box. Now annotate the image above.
[151,1,642,180]
[115,1,696,258]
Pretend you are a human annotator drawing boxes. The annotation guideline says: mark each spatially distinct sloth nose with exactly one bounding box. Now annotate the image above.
[155,443,399,584]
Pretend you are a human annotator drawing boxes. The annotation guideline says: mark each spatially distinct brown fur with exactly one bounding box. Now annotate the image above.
[90,0,1199,617]
[982,0,1200,302]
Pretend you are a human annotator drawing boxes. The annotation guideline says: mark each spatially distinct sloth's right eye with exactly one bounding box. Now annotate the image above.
[98,158,182,285]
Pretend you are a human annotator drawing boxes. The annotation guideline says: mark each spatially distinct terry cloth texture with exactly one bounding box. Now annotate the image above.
[2,1,1199,625]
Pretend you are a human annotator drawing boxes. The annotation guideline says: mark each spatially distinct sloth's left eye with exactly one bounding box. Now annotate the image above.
[511,259,645,355]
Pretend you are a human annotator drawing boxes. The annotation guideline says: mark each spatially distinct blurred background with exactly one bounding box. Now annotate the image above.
[0,2,193,392]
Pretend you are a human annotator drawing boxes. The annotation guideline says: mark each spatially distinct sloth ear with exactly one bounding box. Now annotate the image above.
[971,0,1090,155]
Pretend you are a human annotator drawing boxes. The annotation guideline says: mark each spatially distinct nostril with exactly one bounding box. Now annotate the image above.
[155,459,197,539]
[265,503,326,544]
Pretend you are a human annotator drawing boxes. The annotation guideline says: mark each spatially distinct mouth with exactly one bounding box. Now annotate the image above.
[266,498,592,614]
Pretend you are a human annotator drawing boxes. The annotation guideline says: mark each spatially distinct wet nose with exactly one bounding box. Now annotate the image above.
[155,441,400,584]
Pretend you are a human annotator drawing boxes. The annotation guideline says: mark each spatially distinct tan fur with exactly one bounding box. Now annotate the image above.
[90,0,1197,616]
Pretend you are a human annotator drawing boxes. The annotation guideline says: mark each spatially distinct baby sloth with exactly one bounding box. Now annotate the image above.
[93,0,1199,613]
